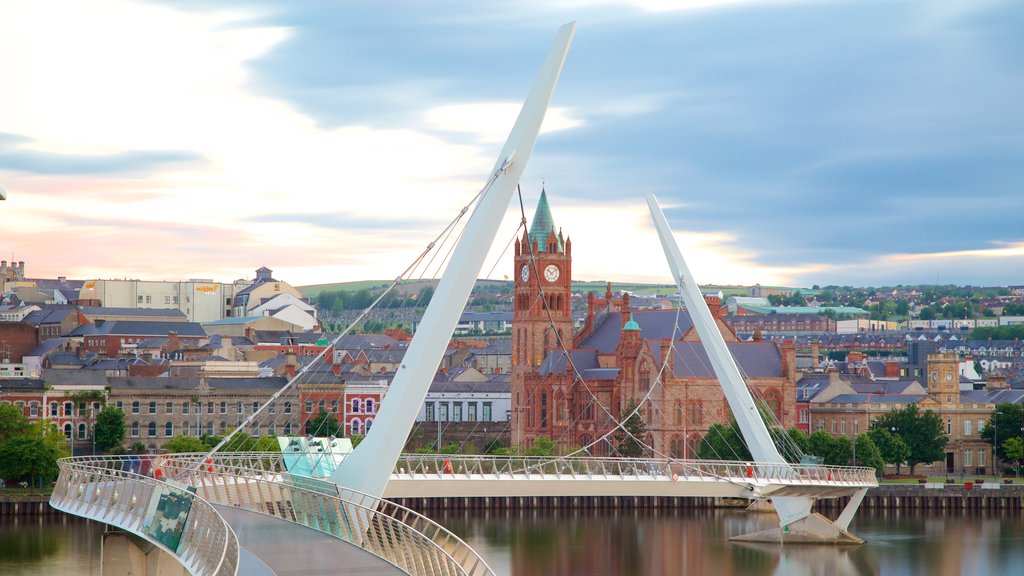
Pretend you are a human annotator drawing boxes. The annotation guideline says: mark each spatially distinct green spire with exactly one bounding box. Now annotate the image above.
[623,318,641,331]
[528,188,562,253]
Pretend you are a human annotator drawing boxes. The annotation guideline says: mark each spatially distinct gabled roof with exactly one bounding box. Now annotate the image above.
[664,341,783,379]
[69,320,206,338]
[80,307,187,319]
[581,310,695,354]
[538,349,598,375]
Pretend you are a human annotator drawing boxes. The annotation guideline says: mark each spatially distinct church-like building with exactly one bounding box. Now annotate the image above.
[510,191,798,457]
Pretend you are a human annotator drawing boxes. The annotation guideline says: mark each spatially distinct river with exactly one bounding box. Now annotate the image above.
[2,508,1022,575]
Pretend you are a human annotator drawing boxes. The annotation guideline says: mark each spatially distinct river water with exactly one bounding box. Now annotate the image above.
[2,508,1022,575]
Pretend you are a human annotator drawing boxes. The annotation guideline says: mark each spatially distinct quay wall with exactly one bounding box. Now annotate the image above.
[394,484,1024,512]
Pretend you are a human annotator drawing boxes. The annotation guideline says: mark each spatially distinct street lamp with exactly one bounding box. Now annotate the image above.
[994,411,1004,480]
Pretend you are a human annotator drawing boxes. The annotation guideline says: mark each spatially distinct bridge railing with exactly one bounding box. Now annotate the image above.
[392,454,878,486]
[154,453,495,576]
[49,457,240,576]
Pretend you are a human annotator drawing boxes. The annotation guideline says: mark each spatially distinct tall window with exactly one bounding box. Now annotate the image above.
[351,419,361,435]
[365,399,375,414]
[482,402,492,421]
[284,402,292,414]
[148,422,157,437]
[131,422,140,437]
[673,400,682,427]
[78,423,87,440]
[351,398,362,414]
[149,401,157,414]
[183,402,190,415]
[540,393,547,429]
[165,422,174,437]
[639,366,650,391]
[305,400,313,414]
[425,402,434,422]
[132,401,140,414]
[165,401,174,414]
[453,403,463,422]
[964,420,972,436]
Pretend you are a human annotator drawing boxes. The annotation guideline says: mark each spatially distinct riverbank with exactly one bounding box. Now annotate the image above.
[0,491,57,515]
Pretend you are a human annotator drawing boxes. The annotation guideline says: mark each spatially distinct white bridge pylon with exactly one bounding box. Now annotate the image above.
[646,194,874,541]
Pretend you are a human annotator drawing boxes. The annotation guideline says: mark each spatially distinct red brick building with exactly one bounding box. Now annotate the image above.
[511,191,798,457]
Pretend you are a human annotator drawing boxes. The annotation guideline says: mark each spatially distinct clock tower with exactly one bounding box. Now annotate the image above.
[511,189,574,445]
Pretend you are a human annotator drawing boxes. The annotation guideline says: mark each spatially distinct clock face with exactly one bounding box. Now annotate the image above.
[945,372,953,381]
[544,264,560,282]
[931,371,938,382]
[520,265,530,283]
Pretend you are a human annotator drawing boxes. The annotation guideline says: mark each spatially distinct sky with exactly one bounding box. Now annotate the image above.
[1,0,1022,289]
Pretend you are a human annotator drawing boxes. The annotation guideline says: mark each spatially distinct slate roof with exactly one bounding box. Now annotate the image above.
[80,307,187,319]
[961,389,1024,405]
[333,334,398,350]
[204,315,264,325]
[581,310,695,354]
[538,349,599,375]
[41,368,109,386]
[22,308,75,326]
[23,337,70,357]
[826,394,926,404]
[0,378,45,391]
[665,341,783,379]
[68,320,206,338]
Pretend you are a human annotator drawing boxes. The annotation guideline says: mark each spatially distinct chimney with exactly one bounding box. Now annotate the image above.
[811,341,820,369]
[167,331,181,353]
[985,372,1008,391]
[284,351,297,378]
[885,360,900,378]
[780,339,796,382]
[704,295,722,318]
[660,340,674,374]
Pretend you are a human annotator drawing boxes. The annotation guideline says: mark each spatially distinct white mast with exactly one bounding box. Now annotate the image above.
[332,22,576,498]
[645,193,812,527]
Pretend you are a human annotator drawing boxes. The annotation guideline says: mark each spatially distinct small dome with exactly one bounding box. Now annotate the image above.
[623,318,641,331]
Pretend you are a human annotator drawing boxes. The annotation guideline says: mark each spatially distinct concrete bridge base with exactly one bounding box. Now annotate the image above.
[101,530,187,576]
[730,512,865,545]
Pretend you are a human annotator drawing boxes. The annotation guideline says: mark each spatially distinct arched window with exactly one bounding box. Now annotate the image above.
[351,398,362,414]
[639,365,651,390]
[63,423,72,438]
[165,422,174,437]
[365,419,373,432]
[78,423,87,440]
[350,418,361,435]
[687,433,702,459]
[578,434,593,454]
[283,422,292,435]
[669,434,684,459]
[148,422,157,437]
[365,399,375,414]
[131,422,140,437]
[673,400,682,426]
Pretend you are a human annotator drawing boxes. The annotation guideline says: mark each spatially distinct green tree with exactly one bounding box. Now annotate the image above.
[979,404,1024,463]
[525,437,557,457]
[483,438,504,455]
[872,405,947,475]
[866,427,910,474]
[854,434,886,477]
[1003,437,1024,473]
[163,435,208,453]
[0,403,30,441]
[305,410,343,437]
[93,406,125,453]
[0,435,65,488]
[614,399,649,457]
[697,422,752,461]
[807,431,852,466]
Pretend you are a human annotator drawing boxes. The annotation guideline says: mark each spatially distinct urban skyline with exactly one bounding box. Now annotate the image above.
[1,0,1022,289]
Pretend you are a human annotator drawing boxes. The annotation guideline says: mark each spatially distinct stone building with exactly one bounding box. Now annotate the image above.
[510,191,798,457]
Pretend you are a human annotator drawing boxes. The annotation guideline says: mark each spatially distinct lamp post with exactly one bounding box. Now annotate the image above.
[994,411,1004,480]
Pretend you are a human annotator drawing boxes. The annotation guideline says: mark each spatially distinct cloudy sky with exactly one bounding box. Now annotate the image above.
[1,0,1021,288]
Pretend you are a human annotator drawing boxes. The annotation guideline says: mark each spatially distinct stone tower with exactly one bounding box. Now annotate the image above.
[511,189,574,445]
[927,352,960,406]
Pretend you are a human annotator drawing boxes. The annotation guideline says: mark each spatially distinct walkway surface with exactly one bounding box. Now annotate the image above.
[214,505,404,576]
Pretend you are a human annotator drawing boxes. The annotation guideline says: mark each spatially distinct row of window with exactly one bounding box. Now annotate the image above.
[128,421,294,438]
[116,400,283,415]
[3,400,100,418]
[304,398,376,414]
[424,401,494,422]
[136,295,179,304]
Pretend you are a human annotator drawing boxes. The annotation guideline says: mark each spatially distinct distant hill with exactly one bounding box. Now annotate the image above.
[300,279,747,299]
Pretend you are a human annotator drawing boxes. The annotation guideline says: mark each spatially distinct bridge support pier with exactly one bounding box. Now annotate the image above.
[101,529,188,576]
[731,489,869,545]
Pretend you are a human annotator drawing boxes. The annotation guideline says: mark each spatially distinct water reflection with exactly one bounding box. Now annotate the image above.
[0,515,103,576]
[430,507,1024,576]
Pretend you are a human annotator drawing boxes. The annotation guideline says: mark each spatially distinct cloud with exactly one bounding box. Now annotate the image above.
[0,133,203,175]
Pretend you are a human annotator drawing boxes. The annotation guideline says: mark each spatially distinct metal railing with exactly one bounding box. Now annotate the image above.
[392,454,879,487]
[155,453,495,576]
[49,457,239,576]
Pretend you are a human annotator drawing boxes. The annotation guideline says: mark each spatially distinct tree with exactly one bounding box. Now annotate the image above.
[0,403,29,441]
[872,405,947,475]
[0,435,65,488]
[866,428,910,474]
[854,434,886,477]
[525,437,557,457]
[163,435,208,453]
[697,422,752,461]
[979,404,1024,463]
[93,406,125,453]
[305,410,343,437]
[614,399,649,457]
[808,431,852,466]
